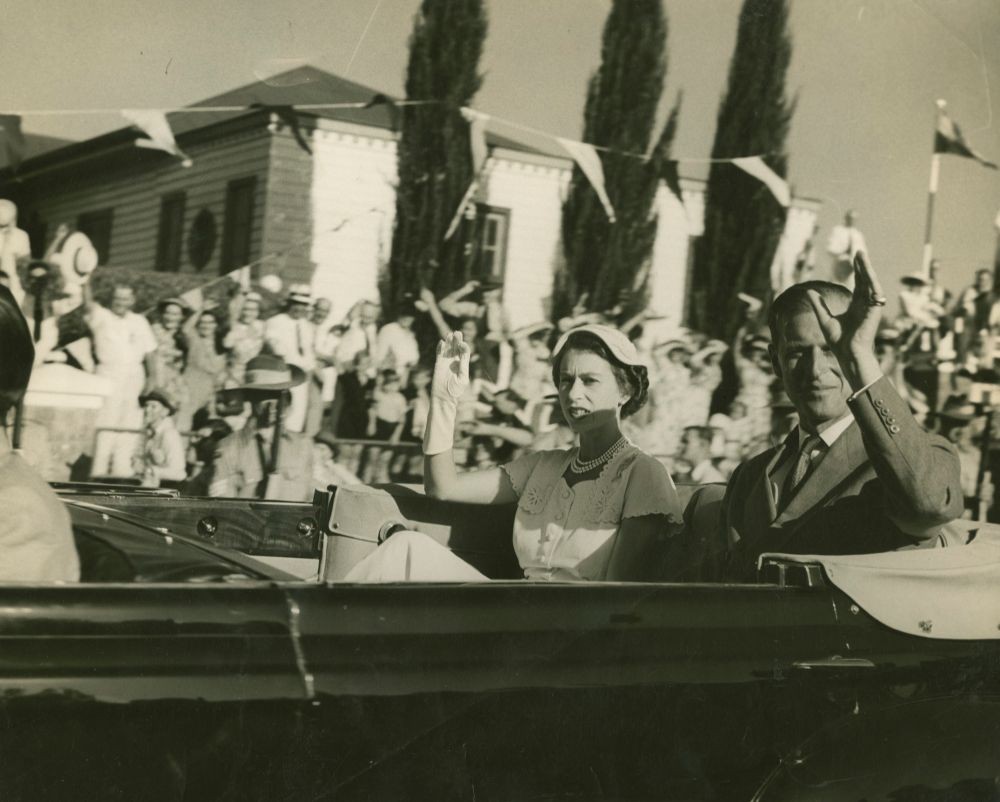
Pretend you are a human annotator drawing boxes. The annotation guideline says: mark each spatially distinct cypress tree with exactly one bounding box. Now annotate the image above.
[554,0,681,323]
[387,0,487,315]
[688,0,795,339]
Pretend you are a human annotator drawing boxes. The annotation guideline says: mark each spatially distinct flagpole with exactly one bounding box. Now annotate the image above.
[921,99,947,277]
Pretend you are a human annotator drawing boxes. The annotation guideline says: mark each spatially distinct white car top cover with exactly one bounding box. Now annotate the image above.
[761,530,1000,640]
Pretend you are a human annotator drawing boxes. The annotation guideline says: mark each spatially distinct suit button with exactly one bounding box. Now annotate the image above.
[886,416,896,425]
[889,424,901,434]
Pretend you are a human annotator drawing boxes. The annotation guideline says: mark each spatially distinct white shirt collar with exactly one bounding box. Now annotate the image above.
[798,412,854,450]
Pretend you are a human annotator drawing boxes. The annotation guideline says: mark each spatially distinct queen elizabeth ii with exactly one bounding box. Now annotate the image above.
[347,324,682,582]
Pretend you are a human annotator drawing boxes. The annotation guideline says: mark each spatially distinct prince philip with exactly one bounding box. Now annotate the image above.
[720,252,963,580]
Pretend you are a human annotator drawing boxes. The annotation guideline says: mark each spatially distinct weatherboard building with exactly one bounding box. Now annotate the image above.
[1,66,819,328]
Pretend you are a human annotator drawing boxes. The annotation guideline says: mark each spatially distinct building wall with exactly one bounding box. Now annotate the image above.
[307,120,398,322]
[482,152,570,330]
[22,125,271,277]
[261,119,317,288]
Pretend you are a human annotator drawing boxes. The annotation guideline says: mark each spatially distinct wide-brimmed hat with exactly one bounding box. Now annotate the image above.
[934,397,979,423]
[156,296,191,314]
[552,324,644,367]
[54,231,99,277]
[900,272,929,287]
[139,388,178,414]
[219,353,306,396]
[287,283,313,305]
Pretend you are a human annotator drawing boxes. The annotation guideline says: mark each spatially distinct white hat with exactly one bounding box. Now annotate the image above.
[288,283,312,304]
[56,231,99,277]
[552,324,645,367]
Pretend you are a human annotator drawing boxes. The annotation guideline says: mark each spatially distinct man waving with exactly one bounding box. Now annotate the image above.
[719,252,963,580]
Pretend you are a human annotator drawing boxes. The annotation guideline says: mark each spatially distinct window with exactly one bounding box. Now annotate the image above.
[220,176,256,273]
[155,192,186,272]
[76,208,113,265]
[472,203,510,283]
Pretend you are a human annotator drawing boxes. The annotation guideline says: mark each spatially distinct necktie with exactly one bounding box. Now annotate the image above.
[782,434,822,506]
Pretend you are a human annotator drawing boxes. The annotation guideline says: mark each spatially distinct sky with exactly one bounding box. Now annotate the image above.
[1,0,998,306]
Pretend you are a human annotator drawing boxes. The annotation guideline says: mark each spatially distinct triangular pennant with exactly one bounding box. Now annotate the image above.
[461,107,489,175]
[731,156,790,207]
[935,110,997,169]
[364,93,400,131]
[122,110,192,167]
[444,180,479,241]
[228,264,252,290]
[0,114,26,172]
[251,103,312,154]
[660,159,684,205]
[557,137,616,222]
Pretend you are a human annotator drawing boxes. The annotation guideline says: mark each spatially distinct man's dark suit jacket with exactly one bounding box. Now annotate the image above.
[716,375,964,581]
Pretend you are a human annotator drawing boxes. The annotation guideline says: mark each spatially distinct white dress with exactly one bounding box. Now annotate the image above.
[345,444,683,582]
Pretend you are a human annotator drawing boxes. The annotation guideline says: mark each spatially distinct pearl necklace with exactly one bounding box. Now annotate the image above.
[569,436,628,474]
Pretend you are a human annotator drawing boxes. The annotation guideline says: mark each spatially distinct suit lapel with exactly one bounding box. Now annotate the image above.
[774,420,867,525]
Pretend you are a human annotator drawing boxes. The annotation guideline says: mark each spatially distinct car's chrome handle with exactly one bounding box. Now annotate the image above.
[792,656,876,670]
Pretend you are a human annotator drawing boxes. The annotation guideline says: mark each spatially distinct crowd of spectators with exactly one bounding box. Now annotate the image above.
[60,253,1000,516]
[8,201,999,515]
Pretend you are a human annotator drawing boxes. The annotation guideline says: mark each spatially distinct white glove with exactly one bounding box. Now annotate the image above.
[423,332,472,455]
[431,332,471,403]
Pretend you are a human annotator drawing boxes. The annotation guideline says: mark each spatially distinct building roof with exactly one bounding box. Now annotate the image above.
[8,64,566,176]
[0,132,75,170]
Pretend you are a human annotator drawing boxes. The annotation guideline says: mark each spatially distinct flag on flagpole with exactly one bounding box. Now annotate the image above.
[935,110,997,169]
[557,138,616,223]
[0,114,26,171]
[461,108,489,175]
[731,156,791,207]
[122,110,193,167]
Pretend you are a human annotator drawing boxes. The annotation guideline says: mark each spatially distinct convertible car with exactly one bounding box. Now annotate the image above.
[2,484,997,801]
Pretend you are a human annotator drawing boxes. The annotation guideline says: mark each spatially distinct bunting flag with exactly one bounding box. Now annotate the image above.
[443,108,491,240]
[0,114,25,171]
[444,180,479,241]
[660,159,684,205]
[731,157,790,207]
[364,93,400,131]
[251,103,312,154]
[461,107,489,175]
[935,110,997,169]
[122,110,192,167]
[557,137,616,222]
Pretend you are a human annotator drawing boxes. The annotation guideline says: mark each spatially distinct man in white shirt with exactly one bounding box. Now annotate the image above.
[374,300,420,384]
[0,200,30,307]
[84,281,158,477]
[826,209,867,290]
[264,284,317,434]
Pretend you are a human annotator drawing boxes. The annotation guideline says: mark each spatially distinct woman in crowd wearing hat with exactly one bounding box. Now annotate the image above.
[347,325,683,582]
[208,354,314,501]
[0,284,78,581]
[133,388,186,488]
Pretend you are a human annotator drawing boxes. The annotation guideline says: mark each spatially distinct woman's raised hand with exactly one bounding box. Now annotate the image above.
[432,331,471,403]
